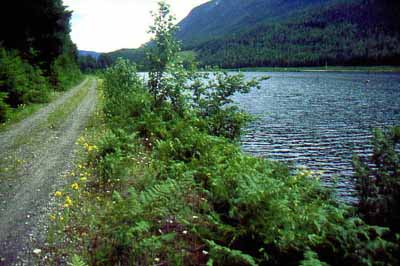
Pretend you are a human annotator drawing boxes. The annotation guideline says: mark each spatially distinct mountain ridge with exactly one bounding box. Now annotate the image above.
[79,50,100,59]
[177,0,335,46]
[104,0,400,69]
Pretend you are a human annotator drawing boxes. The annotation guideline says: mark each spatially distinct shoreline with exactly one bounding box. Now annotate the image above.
[224,66,400,73]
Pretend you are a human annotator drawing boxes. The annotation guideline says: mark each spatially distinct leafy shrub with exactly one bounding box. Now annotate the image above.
[0,91,10,122]
[68,255,88,266]
[0,48,50,107]
[21,61,51,104]
[146,2,266,138]
[51,52,82,91]
[102,58,149,128]
[353,127,400,233]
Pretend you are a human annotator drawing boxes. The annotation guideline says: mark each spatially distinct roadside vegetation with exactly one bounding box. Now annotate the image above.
[44,3,399,266]
[46,78,91,129]
[0,79,95,183]
[0,0,81,124]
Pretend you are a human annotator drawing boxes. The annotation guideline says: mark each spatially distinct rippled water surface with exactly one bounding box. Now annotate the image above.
[233,72,400,199]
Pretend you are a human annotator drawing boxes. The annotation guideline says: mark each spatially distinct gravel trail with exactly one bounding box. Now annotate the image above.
[0,79,97,265]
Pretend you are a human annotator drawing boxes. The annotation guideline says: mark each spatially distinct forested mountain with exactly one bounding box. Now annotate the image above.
[79,50,100,60]
[78,51,116,72]
[0,0,81,122]
[177,0,400,67]
[81,48,148,72]
[103,0,400,69]
[177,0,333,46]
[78,50,111,72]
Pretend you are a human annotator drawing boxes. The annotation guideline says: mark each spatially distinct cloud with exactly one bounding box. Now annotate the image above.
[63,0,209,52]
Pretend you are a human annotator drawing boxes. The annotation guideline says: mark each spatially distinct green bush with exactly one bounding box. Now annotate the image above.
[353,127,400,233]
[51,53,82,91]
[102,58,149,127]
[0,91,10,122]
[0,48,51,107]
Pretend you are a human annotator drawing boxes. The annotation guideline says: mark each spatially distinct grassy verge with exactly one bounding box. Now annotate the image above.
[0,103,46,131]
[225,65,400,73]
[0,78,93,183]
[41,81,106,265]
[7,78,91,149]
[46,78,91,129]
[0,78,86,132]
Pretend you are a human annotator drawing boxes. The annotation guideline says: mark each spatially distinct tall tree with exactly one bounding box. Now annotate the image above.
[0,0,75,72]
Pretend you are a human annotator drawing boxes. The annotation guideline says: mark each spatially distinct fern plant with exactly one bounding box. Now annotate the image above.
[353,126,400,232]
[68,255,87,266]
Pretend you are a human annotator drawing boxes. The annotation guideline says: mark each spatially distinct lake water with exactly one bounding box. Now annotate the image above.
[233,72,400,200]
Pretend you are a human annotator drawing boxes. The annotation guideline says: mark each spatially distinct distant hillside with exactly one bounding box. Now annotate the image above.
[177,0,400,68]
[79,50,100,59]
[105,0,400,68]
[107,48,146,66]
[176,0,333,47]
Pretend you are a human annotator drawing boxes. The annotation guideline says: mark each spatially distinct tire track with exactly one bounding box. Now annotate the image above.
[0,79,97,265]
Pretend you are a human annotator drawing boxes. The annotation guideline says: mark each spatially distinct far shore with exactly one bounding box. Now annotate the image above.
[224,66,400,73]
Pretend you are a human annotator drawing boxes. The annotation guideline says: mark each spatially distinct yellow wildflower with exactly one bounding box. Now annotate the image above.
[71,183,80,190]
[84,143,98,152]
[64,196,73,208]
[54,191,62,197]
[49,215,56,221]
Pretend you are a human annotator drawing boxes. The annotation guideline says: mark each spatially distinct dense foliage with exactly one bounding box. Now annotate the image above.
[48,3,399,266]
[79,54,113,73]
[353,127,400,235]
[0,49,50,107]
[0,0,81,122]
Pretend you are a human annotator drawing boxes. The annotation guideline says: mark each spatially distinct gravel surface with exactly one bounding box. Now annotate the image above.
[0,79,97,265]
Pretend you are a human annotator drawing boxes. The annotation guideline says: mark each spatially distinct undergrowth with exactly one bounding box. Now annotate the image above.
[0,47,82,124]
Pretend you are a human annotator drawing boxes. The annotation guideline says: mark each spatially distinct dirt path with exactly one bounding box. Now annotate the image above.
[0,78,98,265]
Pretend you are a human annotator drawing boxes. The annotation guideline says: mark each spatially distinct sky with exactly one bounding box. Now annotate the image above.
[63,0,209,53]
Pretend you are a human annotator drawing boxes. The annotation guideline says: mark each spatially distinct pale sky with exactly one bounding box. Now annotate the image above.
[63,0,209,53]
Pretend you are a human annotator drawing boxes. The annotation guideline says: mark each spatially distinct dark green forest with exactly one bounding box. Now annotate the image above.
[0,0,81,122]
[79,53,113,73]
[191,0,400,68]
[99,0,400,70]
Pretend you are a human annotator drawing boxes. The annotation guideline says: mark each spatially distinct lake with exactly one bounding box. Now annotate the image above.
[233,72,400,200]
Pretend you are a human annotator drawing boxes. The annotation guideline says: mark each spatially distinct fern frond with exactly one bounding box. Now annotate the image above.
[206,240,258,266]
[67,255,87,266]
